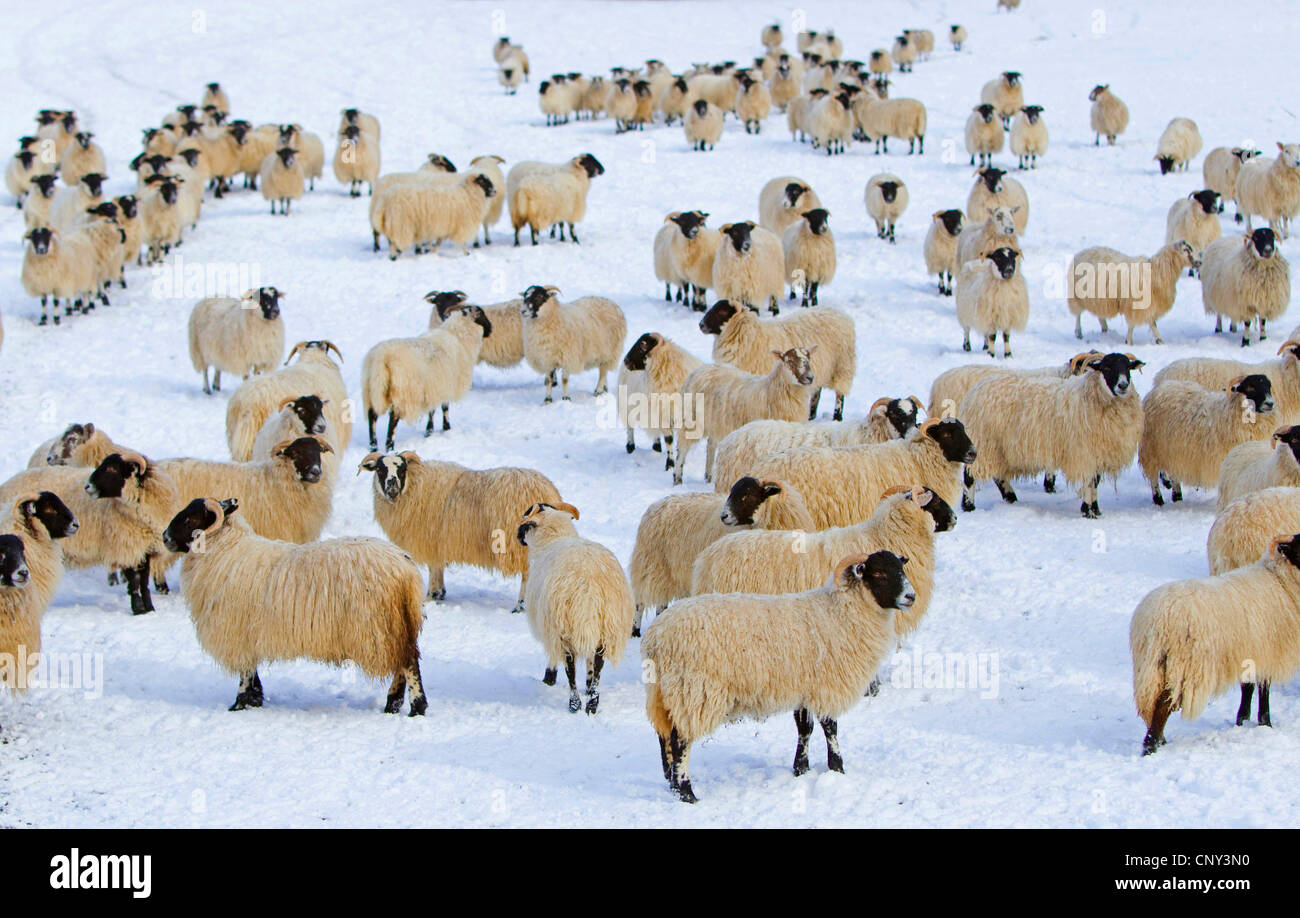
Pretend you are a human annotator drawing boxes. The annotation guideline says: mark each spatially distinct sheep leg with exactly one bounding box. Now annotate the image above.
[658,734,672,783]
[542,666,557,685]
[995,479,1017,503]
[1081,474,1103,518]
[808,389,822,420]
[963,328,971,352]
[201,367,212,395]
[513,226,520,246]
[704,438,715,483]
[404,659,427,716]
[384,412,399,452]
[1142,690,1174,755]
[820,716,843,772]
[1151,321,1163,345]
[556,223,566,241]
[1236,683,1255,726]
[584,648,604,714]
[663,434,675,470]
[543,369,555,404]
[230,669,264,711]
[1259,318,1268,342]
[632,605,644,638]
[561,373,571,401]
[39,295,48,326]
[427,566,445,602]
[792,706,815,776]
[664,283,672,302]
[1150,476,1165,507]
[441,403,451,431]
[626,429,636,453]
[568,223,579,244]
[1073,314,1082,339]
[833,393,845,422]
[1170,480,1183,502]
[769,295,779,316]
[512,576,526,614]
[1258,681,1272,727]
[212,369,221,392]
[366,410,379,451]
[1002,331,1011,358]
[651,437,662,452]
[985,333,996,356]
[961,467,976,512]
[669,728,696,802]
[594,369,608,396]
[384,670,407,713]
[123,561,154,615]
[811,282,819,307]
[1099,318,1109,333]
[529,226,538,246]
[565,653,581,712]
[1043,473,1056,493]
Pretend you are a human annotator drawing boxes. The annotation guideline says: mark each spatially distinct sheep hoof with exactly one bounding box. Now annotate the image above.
[827,754,844,773]
[1151,491,1164,507]
[428,588,446,602]
[511,601,524,614]
[542,397,552,405]
[229,694,262,711]
[407,696,427,717]
[961,496,975,513]
[542,668,557,685]
[677,782,697,804]
[631,625,641,638]
[568,695,582,713]
[1081,502,1101,519]
[1260,714,1273,728]
[107,570,120,586]
[626,442,636,454]
[584,695,599,715]
[561,396,571,402]
[154,581,169,595]
[865,677,881,697]
[792,755,810,777]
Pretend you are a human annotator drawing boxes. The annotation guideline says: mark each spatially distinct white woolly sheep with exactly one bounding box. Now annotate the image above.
[29,422,129,470]
[770,59,802,113]
[1155,118,1203,175]
[507,153,603,245]
[712,222,785,314]
[373,172,496,257]
[965,104,1003,168]
[59,132,105,188]
[23,174,60,231]
[465,154,507,245]
[332,125,380,197]
[807,90,854,155]
[1088,85,1128,146]
[684,99,723,151]
[250,396,329,461]
[979,72,1023,128]
[864,174,908,243]
[339,108,381,141]
[226,340,351,460]
[852,89,927,155]
[759,177,822,236]
[619,332,704,467]
[276,124,323,190]
[516,502,634,715]
[643,550,913,802]
[925,209,965,295]
[1204,147,1262,224]
[966,167,1028,234]
[6,149,40,206]
[1155,337,1300,425]
[1165,190,1222,258]
[736,75,772,134]
[1217,425,1300,511]
[955,246,1029,358]
[49,172,105,231]
[927,351,1100,425]
[1209,485,1300,575]
[659,211,721,310]
[782,208,836,306]
[1009,106,1047,169]
[260,147,304,215]
[653,219,684,302]
[139,174,186,264]
[891,35,917,72]
[21,226,96,326]
[950,24,968,50]
[1200,229,1291,346]
[519,285,627,403]
[162,497,427,715]
[188,287,286,395]
[1067,239,1199,344]
[955,205,1019,272]
[425,289,524,369]
[1236,143,1300,239]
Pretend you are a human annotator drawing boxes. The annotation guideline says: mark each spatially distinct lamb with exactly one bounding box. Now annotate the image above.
[735,75,772,134]
[518,285,626,403]
[675,347,818,485]
[657,76,693,124]
[260,147,304,215]
[1139,375,1275,505]
[748,418,976,526]
[979,72,1023,128]
[358,450,560,609]
[49,172,105,231]
[965,104,1003,167]
[711,222,785,314]
[21,226,96,326]
[759,177,823,236]
[924,209,964,295]
[362,305,491,451]
[0,451,181,614]
[188,287,286,395]
[1203,147,1262,224]
[807,90,854,155]
[1129,533,1300,754]
[1216,425,1300,511]
[958,353,1144,517]
[332,124,380,197]
[1067,239,1199,344]
[1199,229,1291,346]
[643,550,913,802]
[28,423,129,469]
[1155,118,1203,174]
[663,210,722,310]
[372,172,496,257]
[699,298,855,421]
[1208,486,1300,575]
[226,340,351,460]
[1088,85,1128,146]
[0,492,78,691]
[516,502,634,715]
[619,332,704,466]
[250,396,328,461]
[58,132,105,188]
[782,208,836,307]
[852,91,927,155]
[1165,190,1222,257]
[955,246,1029,358]
[864,173,908,243]
[955,205,1019,269]
[507,153,603,245]
[710,396,922,491]
[629,476,814,635]
[684,99,724,151]
[966,167,1028,234]
[425,289,524,369]
[1235,143,1300,239]
[1009,106,1047,169]
[950,24,968,51]
[1154,338,1300,425]
[162,497,426,715]
[139,174,186,264]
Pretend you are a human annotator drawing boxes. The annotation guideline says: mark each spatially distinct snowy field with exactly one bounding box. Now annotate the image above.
[2,0,1299,827]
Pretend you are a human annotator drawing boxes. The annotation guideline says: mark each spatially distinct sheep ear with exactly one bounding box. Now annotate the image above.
[1279,142,1286,153]
[399,451,421,464]
[316,440,334,454]
[835,553,874,588]
[219,497,239,518]
[83,422,95,436]
[357,452,383,474]
[277,396,297,410]
[913,487,934,506]
[1010,205,1021,214]
[771,349,783,361]
[879,485,910,500]
[271,439,295,456]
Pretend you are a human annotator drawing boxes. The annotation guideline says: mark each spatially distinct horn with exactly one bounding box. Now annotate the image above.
[277,396,297,410]
[1273,426,1290,443]
[868,396,892,413]
[1226,375,1247,391]
[117,449,148,475]
[910,484,928,504]
[879,484,910,499]
[1268,534,1294,557]
[398,451,421,463]
[357,451,383,475]
[907,395,923,411]
[271,439,296,455]
[919,417,942,433]
[834,553,875,588]
[202,497,224,518]
[315,439,334,453]
[554,501,580,520]
[543,285,561,295]
[284,341,307,365]
[322,340,343,361]
[10,492,40,522]
[1276,338,1300,356]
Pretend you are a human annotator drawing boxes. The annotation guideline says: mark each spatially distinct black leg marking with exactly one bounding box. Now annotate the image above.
[1142,690,1174,755]
[585,648,604,714]
[1236,682,1255,726]
[565,653,580,712]
[793,707,814,776]
[820,716,843,772]
[230,669,264,711]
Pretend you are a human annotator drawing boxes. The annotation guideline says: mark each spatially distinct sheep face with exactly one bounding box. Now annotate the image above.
[1191,190,1220,215]
[1250,229,1277,259]
[246,287,283,321]
[976,168,1005,194]
[85,453,147,499]
[275,147,297,168]
[1003,71,1021,87]
[470,174,496,198]
[341,107,360,122]
[1086,353,1144,397]
[60,113,78,132]
[25,227,52,256]
[31,175,58,199]
[277,437,331,484]
[1231,374,1275,414]
[884,397,921,438]
[227,123,249,144]
[803,208,831,234]
[147,175,182,205]
[519,285,559,318]
[692,99,709,118]
[876,182,900,204]
[15,150,35,170]
[0,535,29,588]
[974,104,996,123]
[163,498,238,552]
[720,477,783,525]
[987,247,1020,280]
[721,222,755,253]
[1157,156,1176,175]
[577,154,604,178]
[1273,426,1300,466]
[17,491,79,540]
[837,550,914,611]
[286,340,343,364]
[341,125,362,142]
[776,347,816,386]
[1088,85,1107,101]
[424,290,469,319]
[359,452,412,501]
[988,206,1018,236]
[1021,106,1042,124]
[74,132,93,149]
[923,418,977,463]
[669,210,707,239]
[116,194,138,218]
[699,299,747,335]
[287,396,328,437]
[81,173,106,196]
[426,154,456,172]
[460,305,493,338]
[936,209,963,236]
[515,502,579,546]
[46,423,96,464]
[1232,148,1261,163]
[915,489,956,532]
[623,333,659,371]
[1277,143,1300,169]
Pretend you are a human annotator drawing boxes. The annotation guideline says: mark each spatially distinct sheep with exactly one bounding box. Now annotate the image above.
[958,353,1143,517]
[965,104,1003,168]
[1204,147,1262,224]
[49,172,105,231]
[74,204,127,312]
[807,90,854,155]
[518,285,626,404]
[1200,229,1291,346]
[955,247,1029,358]
[683,98,724,152]
[499,59,525,93]
[924,209,964,296]
[259,147,304,215]
[1088,85,1128,146]
[852,90,927,155]
[769,58,802,113]
[276,124,324,190]
[950,24,968,51]
[1129,533,1300,754]
[891,34,917,72]
[1008,106,1047,170]
[966,167,1028,234]
[955,205,1020,269]
[1165,190,1222,259]
[226,340,351,461]
[604,78,637,132]
[759,177,823,237]
[663,211,722,310]
[782,208,836,307]
[619,332,704,466]
[1067,240,1199,344]
[1155,118,1203,175]
[1217,425,1300,511]
[1155,338,1300,425]
[657,76,692,124]
[361,305,491,451]
[359,451,561,609]
[21,226,96,326]
[139,174,186,264]
[23,174,59,230]
[6,149,41,207]
[903,28,935,60]
[1209,486,1300,576]
[114,193,142,278]
[761,21,782,49]
[998,0,1021,8]
[339,108,381,141]
[373,172,496,258]
[687,72,740,112]
[710,397,923,501]
[698,299,855,421]
[675,347,818,485]
[332,125,380,197]
[653,219,683,303]
[424,289,523,369]
[59,132,105,187]
[735,75,772,134]
[179,122,243,196]
[0,451,181,614]
[233,123,277,190]
[201,82,229,113]
[464,154,507,246]
[582,76,608,118]
[1236,143,1300,239]
[787,89,824,143]
[1139,375,1276,505]
[516,502,634,714]
[35,110,77,160]
[250,396,328,461]
[162,497,426,715]
[188,287,286,395]
[629,476,814,635]
[0,492,78,690]
[28,423,129,469]
[643,550,913,803]
[864,173,908,243]
[142,126,178,158]
[711,221,785,315]
[507,153,603,246]
[980,72,1023,129]
[927,351,1100,424]
[867,50,893,82]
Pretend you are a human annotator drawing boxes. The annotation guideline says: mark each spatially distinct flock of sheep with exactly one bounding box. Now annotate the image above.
[4,2,1300,807]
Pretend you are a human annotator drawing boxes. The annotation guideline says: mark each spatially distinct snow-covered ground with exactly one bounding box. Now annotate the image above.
[2,0,1298,827]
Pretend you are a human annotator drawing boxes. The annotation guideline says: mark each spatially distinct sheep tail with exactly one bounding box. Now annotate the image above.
[644,677,672,740]
[1133,642,1171,726]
